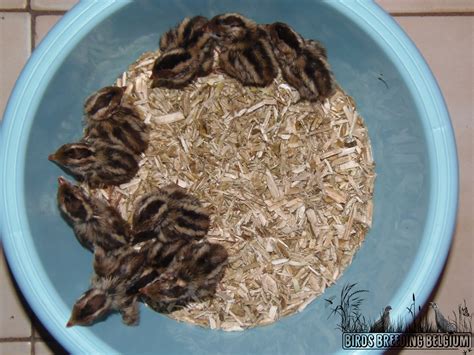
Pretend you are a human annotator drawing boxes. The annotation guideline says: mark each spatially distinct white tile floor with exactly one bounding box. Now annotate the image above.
[0,0,27,10]
[0,1,472,354]
[0,12,31,118]
[35,15,61,44]
[0,246,31,339]
[0,341,31,355]
[34,342,52,355]
[377,0,474,13]
[30,0,76,11]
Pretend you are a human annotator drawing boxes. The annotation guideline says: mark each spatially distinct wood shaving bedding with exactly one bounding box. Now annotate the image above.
[89,50,376,330]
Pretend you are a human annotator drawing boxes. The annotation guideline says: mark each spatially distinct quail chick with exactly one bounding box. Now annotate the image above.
[83,86,124,121]
[282,45,334,101]
[299,39,335,100]
[84,86,149,155]
[49,140,139,188]
[208,13,255,44]
[151,16,215,88]
[68,240,160,327]
[208,13,278,87]
[67,287,114,327]
[266,22,304,65]
[125,238,189,296]
[132,184,210,243]
[145,238,189,269]
[67,276,140,327]
[93,243,149,280]
[150,48,202,89]
[56,176,131,251]
[93,238,184,285]
[83,238,197,325]
[159,16,209,52]
[139,241,228,304]
[267,22,334,101]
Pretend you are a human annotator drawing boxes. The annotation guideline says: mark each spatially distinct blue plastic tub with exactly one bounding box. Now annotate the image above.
[0,1,458,354]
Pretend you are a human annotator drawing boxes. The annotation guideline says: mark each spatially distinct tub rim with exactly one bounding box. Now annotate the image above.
[0,1,458,354]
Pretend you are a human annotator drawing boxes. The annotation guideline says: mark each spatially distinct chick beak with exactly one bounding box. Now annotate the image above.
[48,154,56,162]
[58,176,67,186]
[66,319,75,327]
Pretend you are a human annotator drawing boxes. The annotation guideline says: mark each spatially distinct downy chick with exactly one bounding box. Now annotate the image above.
[267,21,334,101]
[67,276,139,327]
[93,238,186,287]
[125,238,189,296]
[132,184,210,243]
[56,176,131,251]
[84,86,149,155]
[296,39,335,101]
[159,16,209,52]
[92,242,151,279]
[49,140,139,188]
[208,13,278,87]
[83,86,123,121]
[266,21,304,65]
[151,16,215,88]
[68,240,158,327]
[139,241,228,304]
[86,239,196,324]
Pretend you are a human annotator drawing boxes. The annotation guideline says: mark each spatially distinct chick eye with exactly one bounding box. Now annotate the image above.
[164,285,186,297]
[103,92,116,102]
[63,191,75,203]
[220,16,245,28]
[63,193,87,219]
[64,148,92,160]
[91,92,116,113]
[79,294,107,318]
[67,196,81,209]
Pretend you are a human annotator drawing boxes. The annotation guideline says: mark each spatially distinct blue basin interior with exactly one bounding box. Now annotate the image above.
[1,1,457,354]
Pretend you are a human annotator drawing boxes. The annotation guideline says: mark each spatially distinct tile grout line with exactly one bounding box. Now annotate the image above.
[28,0,34,53]
[0,337,31,342]
[31,13,36,50]
[390,11,474,16]
[0,8,68,15]
[30,322,35,355]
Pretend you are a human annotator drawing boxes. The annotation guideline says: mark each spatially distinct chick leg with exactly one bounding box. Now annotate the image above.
[120,297,140,326]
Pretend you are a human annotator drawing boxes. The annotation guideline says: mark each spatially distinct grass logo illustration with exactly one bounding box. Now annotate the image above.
[325,283,472,352]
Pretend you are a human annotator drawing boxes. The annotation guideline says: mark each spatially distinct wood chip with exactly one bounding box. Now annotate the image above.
[306,209,319,237]
[152,111,185,124]
[265,169,281,199]
[324,187,348,204]
[272,258,289,265]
